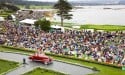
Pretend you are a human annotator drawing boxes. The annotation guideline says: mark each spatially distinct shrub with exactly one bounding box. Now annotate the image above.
[34,19,51,32]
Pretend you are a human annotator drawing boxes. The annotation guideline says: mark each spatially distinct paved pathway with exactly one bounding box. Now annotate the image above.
[0,52,95,75]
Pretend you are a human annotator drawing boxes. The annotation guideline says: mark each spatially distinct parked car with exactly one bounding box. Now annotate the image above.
[29,53,53,65]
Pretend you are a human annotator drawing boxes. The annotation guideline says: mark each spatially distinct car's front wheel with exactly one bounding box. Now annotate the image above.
[44,61,48,65]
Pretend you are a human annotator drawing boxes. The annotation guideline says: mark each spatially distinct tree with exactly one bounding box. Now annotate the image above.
[0,3,20,12]
[34,19,51,32]
[53,0,72,26]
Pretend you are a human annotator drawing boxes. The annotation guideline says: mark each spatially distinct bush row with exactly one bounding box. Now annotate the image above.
[46,52,121,69]
[2,45,122,69]
[2,46,34,53]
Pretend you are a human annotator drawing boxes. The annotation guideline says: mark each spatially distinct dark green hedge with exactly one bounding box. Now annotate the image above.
[2,46,34,53]
[46,52,121,69]
[1,46,122,69]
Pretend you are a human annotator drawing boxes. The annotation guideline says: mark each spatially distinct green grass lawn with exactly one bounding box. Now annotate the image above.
[52,22,125,31]
[0,46,125,75]
[23,67,66,75]
[0,59,18,74]
[0,11,12,18]
[17,5,52,9]
[51,22,74,28]
[80,24,125,31]
[0,14,7,17]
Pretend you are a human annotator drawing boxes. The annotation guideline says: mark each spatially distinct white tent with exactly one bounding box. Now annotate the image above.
[0,17,5,21]
[20,19,37,25]
[11,15,16,21]
[51,25,65,32]
[51,25,62,29]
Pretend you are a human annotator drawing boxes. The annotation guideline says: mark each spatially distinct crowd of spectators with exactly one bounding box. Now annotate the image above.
[15,10,46,20]
[1,20,125,66]
[3,10,45,21]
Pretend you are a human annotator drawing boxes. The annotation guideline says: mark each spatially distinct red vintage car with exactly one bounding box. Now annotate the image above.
[29,53,53,65]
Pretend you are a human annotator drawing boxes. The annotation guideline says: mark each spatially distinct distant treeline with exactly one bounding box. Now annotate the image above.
[0,0,54,6]
[0,0,124,6]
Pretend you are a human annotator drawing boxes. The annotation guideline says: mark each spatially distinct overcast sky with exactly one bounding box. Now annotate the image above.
[27,0,122,2]
[27,0,75,2]
[28,0,75,1]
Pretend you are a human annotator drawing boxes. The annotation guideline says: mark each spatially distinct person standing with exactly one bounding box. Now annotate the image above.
[23,58,26,64]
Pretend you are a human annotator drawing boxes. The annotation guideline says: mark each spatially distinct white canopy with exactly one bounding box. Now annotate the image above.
[51,25,65,32]
[0,17,5,21]
[20,19,37,25]
[11,15,16,21]
[11,15,16,19]
[51,25,62,29]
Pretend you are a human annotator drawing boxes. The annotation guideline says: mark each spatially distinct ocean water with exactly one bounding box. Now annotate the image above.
[53,5,125,25]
